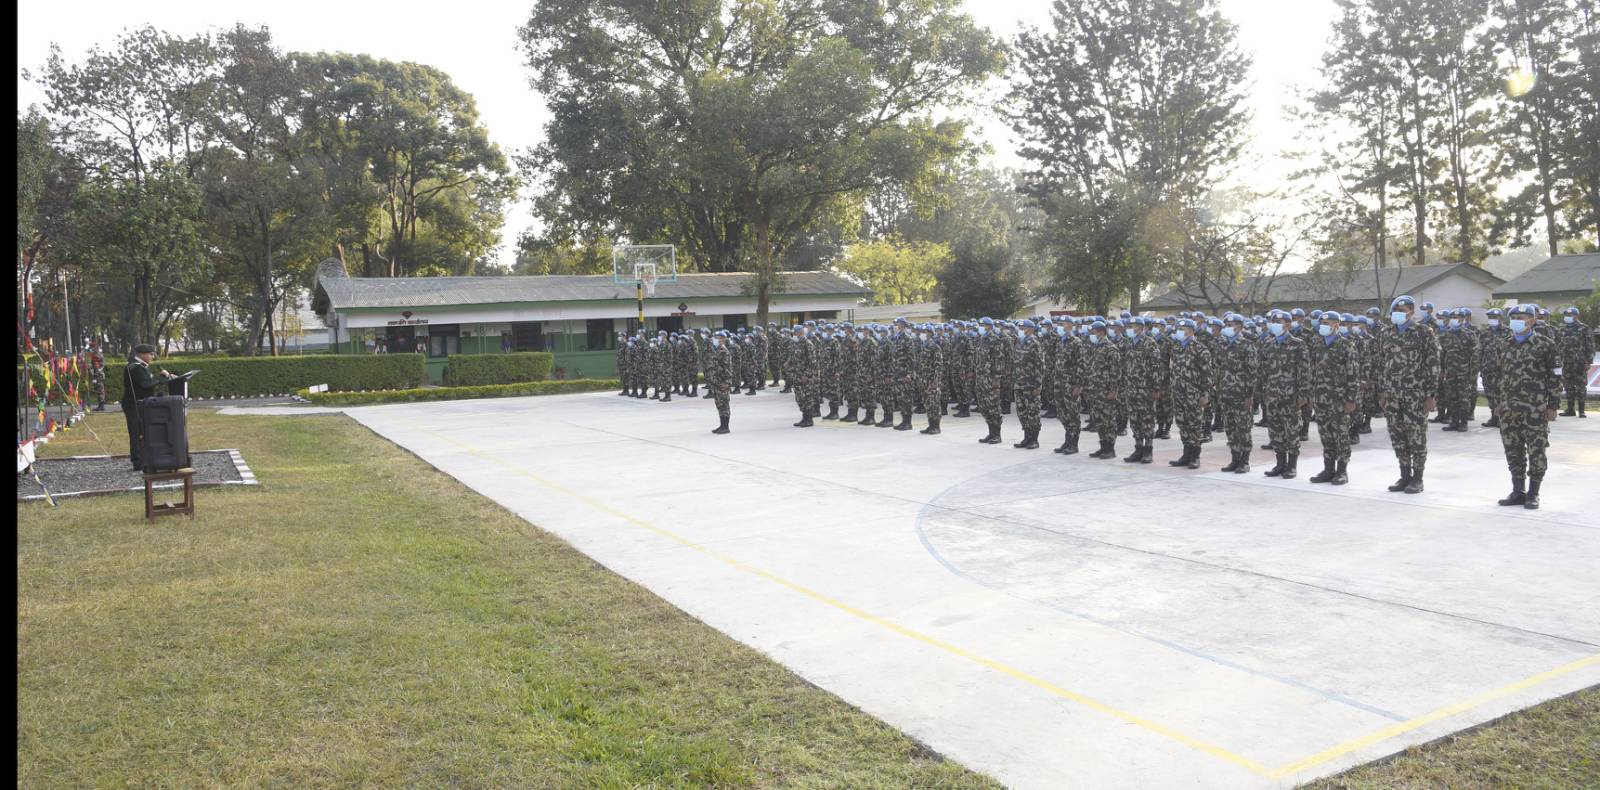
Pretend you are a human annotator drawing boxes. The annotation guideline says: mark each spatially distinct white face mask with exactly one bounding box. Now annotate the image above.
[1565,316,1575,324]
[1090,334,1103,344]
[1056,326,1066,336]
[1489,319,1500,328]
[979,327,989,336]
[1108,329,1120,338]
[1391,312,1409,325]
[1509,319,1528,333]
[1150,327,1163,336]
[1222,326,1236,338]
[1339,326,1351,335]
[1174,330,1188,341]
[1268,323,1286,336]
[1319,324,1333,337]
[1448,319,1460,328]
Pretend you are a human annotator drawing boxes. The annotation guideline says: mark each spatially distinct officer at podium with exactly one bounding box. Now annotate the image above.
[121,343,175,470]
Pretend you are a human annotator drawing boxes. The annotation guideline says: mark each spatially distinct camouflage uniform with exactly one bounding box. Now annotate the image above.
[918,333,945,433]
[1258,328,1310,473]
[1121,332,1165,457]
[1085,336,1126,453]
[1167,334,1213,449]
[790,331,818,423]
[615,338,632,395]
[1438,323,1478,427]
[1480,322,1508,419]
[753,330,769,390]
[892,328,918,426]
[1153,331,1174,438]
[1557,317,1594,414]
[1496,327,1562,492]
[1052,331,1084,452]
[1378,318,1440,487]
[858,332,883,425]
[772,329,790,390]
[707,337,734,430]
[955,330,976,415]
[977,329,1008,439]
[1014,332,1044,445]
[1214,331,1259,466]
[1308,331,1360,477]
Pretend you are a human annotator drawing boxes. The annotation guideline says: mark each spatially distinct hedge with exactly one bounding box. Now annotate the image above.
[299,378,620,407]
[444,352,554,386]
[96,354,426,401]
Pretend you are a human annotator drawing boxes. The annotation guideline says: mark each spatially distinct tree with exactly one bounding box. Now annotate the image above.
[938,232,1024,319]
[519,0,1004,324]
[513,233,614,276]
[1008,0,1252,310]
[835,235,947,305]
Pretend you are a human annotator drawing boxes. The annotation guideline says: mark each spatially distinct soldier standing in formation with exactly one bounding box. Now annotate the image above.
[607,296,1585,508]
[1557,306,1593,418]
[1378,296,1440,494]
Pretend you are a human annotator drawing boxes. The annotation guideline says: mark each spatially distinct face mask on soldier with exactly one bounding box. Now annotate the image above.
[1509,318,1528,333]
[1391,311,1408,326]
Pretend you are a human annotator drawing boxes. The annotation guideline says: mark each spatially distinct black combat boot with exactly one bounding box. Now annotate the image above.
[841,406,858,424]
[876,411,895,427]
[979,421,1001,444]
[1016,429,1039,449]
[859,407,875,426]
[1281,452,1298,479]
[1139,443,1154,464]
[1560,396,1576,417]
[1155,419,1171,440]
[824,404,839,420]
[1483,414,1500,428]
[712,415,730,435]
[650,389,661,400]
[955,403,971,418]
[1580,399,1587,418]
[895,412,914,431]
[921,417,941,435]
[661,391,672,402]
[1264,451,1287,477]
[1524,477,1542,509]
[1309,456,1335,484]
[1349,423,1361,445]
[780,384,793,393]
[985,420,1004,444]
[1387,464,1411,492]
[1233,449,1250,474]
[1220,449,1243,473]
[1331,460,1348,485]
[795,413,814,427]
[1359,415,1372,434]
[1403,463,1424,494]
[1184,444,1201,469]
[1123,443,1143,463]
[1002,401,1012,415]
[1498,476,1526,506]
[1169,445,1192,467]
[1090,439,1115,459]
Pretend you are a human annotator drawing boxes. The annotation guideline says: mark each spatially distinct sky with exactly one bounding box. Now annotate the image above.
[16,0,1338,270]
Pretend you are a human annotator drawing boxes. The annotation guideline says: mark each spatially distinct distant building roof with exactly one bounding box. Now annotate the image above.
[313,258,869,313]
[1492,253,1600,300]
[1144,262,1504,310]
[851,301,944,321]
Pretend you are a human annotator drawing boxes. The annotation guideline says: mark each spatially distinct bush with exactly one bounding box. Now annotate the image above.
[98,354,426,400]
[299,378,619,406]
[444,352,554,386]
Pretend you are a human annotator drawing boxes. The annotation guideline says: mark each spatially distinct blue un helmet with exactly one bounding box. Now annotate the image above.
[1563,306,1579,316]
[1267,308,1290,321]
[979,316,995,326]
[1366,306,1380,317]
[1390,294,1416,310]
[1310,309,1324,320]
[1178,318,1197,330]
[1290,308,1306,319]
[1019,319,1037,331]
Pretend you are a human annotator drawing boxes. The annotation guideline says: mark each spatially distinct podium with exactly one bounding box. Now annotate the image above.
[164,369,198,399]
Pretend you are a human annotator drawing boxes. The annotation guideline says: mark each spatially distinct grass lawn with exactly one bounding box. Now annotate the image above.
[1304,686,1599,790]
[18,410,998,788]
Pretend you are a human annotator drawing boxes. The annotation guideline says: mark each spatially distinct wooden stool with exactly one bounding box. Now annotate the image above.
[143,468,195,520]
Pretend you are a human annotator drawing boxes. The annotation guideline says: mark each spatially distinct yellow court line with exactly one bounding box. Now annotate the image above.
[1270,652,1600,778]
[419,428,1272,777]
[411,425,1600,781]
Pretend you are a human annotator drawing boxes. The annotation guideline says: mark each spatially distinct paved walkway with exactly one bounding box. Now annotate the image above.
[340,390,1600,789]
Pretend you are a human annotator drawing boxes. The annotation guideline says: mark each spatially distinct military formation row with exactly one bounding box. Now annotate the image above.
[616,300,1592,509]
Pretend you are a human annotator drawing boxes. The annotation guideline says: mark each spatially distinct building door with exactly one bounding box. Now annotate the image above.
[383,325,415,353]
[511,321,544,351]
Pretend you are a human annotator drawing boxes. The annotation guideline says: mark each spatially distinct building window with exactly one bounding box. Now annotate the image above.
[585,319,614,351]
[428,325,460,357]
[511,321,544,351]
[722,314,748,331]
[655,316,683,334]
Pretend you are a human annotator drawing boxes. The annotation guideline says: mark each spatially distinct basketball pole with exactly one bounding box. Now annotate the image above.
[636,281,644,324]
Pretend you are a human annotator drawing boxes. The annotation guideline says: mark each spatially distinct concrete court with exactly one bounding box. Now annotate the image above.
[340,389,1600,789]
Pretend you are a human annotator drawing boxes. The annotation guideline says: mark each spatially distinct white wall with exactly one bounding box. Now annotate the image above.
[1415,275,1497,311]
[337,296,858,329]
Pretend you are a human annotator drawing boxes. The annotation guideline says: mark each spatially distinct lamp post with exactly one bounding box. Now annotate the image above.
[61,270,73,355]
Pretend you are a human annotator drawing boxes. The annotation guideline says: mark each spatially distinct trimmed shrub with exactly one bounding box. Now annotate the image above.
[98,354,425,401]
[444,352,554,386]
[299,378,619,407]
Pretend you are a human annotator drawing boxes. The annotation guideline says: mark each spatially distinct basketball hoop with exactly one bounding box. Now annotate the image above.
[638,263,659,296]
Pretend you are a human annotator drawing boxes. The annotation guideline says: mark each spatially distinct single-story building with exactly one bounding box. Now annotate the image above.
[1492,253,1600,305]
[311,259,870,382]
[1142,262,1506,317]
[851,301,945,324]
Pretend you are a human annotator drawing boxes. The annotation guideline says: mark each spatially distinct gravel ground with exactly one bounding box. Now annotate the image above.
[19,451,245,500]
